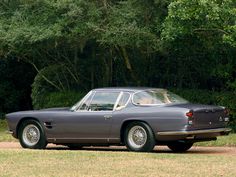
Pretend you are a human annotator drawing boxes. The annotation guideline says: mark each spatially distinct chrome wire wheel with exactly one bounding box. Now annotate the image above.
[22,124,40,146]
[128,125,147,149]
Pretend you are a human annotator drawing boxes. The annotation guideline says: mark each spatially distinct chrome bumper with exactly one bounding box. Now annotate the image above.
[157,128,231,136]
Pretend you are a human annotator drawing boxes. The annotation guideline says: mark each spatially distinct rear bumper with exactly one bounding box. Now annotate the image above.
[157,128,231,136]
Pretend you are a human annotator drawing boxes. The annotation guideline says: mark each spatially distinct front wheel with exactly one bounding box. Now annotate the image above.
[124,122,155,152]
[167,142,193,153]
[18,120,47,149]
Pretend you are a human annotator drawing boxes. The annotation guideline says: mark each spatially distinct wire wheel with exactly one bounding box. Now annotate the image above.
[19,120,47,149]
[128,126,147,149]
[22,124,40,146]
[124,122,155,152]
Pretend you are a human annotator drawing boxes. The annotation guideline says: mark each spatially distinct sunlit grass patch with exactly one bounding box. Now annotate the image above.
[196,134,236,147]
[0,149,235,177]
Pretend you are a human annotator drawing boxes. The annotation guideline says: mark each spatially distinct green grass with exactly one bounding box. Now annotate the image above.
[0,120,15,142]
[0,119,7,131]
[196,134,236,147]
[0,149,235,177]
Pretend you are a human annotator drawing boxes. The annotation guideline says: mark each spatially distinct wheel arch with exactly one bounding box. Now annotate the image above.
[16,117,41,138]
[120,119,154,144]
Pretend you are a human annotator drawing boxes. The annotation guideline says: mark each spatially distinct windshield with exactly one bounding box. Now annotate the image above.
[70,91,93,111]
[132,89,188,105]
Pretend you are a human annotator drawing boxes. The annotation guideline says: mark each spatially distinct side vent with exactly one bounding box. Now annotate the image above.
[44,122,53,129]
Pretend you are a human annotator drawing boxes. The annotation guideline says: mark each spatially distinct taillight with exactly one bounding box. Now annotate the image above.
[186,111,193,125]
[186,111,193,118]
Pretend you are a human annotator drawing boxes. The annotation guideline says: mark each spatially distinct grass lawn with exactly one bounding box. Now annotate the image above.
[0,148,235,177]
[0,120,16,142]
[196,134,236,147]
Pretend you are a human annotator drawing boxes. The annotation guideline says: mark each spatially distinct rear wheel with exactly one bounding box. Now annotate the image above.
[124,122,155,152]
[18,120,47,149]
[167,142,193,152]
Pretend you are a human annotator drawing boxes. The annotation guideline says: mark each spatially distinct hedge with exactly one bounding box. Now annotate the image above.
[32,91,86,110]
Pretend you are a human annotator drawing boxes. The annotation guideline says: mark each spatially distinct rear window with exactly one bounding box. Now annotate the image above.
[132,90,188,105]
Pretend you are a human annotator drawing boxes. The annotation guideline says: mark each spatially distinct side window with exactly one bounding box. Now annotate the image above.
[116,92,130,110]
[88,92,120,111]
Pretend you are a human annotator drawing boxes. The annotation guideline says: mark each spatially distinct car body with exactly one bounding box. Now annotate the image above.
[6,87,231,152]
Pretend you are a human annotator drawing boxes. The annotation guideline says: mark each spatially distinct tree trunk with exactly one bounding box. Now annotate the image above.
[120,46,140,86]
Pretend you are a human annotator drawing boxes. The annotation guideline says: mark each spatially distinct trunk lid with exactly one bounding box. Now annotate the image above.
[168,103,227,129]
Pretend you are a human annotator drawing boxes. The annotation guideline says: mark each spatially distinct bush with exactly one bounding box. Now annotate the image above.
[31,64,85,109]
[33,91,86,109]
[172,89,236,132]
[0,112,5,120]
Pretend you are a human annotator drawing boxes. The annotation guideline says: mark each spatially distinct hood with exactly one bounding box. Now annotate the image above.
[40,107,70,111]
[6,107,70,117]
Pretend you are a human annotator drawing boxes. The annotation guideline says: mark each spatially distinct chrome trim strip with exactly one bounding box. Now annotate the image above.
[114,92,131,111]
[73,91,93,111]
[113,91,123,111]
[156,128,232,136]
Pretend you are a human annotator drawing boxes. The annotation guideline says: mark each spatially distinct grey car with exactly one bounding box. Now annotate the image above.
[6,88,231,152]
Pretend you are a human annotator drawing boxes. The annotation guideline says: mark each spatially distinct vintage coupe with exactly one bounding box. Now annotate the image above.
[6,88,231,152]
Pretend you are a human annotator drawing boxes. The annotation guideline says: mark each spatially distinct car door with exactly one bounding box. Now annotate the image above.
[50,91,121,143]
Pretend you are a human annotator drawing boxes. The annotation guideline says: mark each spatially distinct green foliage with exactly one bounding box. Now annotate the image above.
[98,0,161,50]
[0,113,4,120]
[162,0,236,46]
[31,64,85,109]
[160,0,236,90]
[0,119,7,131]
[33,91,85,110]
[0,119,16,142]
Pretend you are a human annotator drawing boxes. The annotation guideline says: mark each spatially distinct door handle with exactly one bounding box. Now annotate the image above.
[104,115,112,120]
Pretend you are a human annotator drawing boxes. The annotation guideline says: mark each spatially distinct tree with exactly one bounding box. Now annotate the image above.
[161,0,236,89]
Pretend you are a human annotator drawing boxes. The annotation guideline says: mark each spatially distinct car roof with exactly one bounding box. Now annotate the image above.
[92,87,166,93]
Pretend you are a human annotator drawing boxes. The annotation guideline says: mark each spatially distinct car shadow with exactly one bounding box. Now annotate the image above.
[45,145,230,155]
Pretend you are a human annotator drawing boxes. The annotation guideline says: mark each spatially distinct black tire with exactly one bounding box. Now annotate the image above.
[18,119,47,149]
[67,144,83,150]
[167,142,193,153]
[124,122,155,152]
